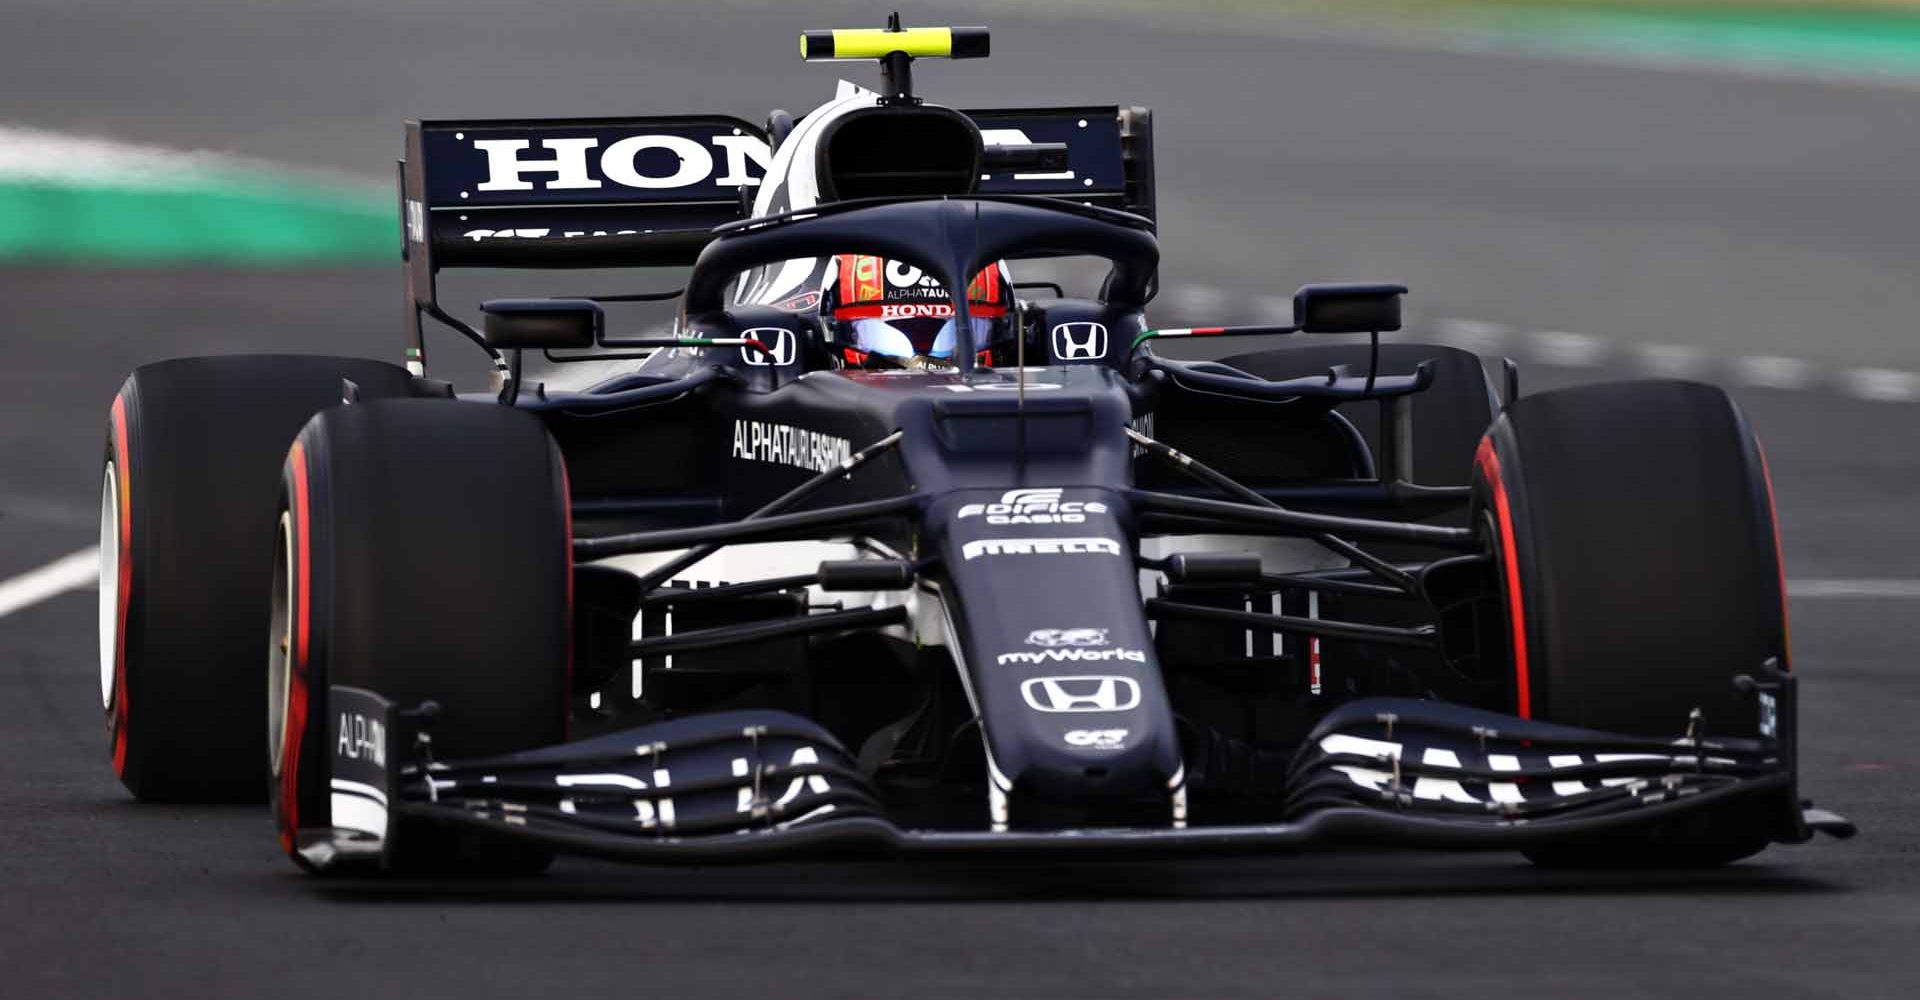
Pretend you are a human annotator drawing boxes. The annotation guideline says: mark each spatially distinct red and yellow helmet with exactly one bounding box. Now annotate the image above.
[830,254,1008,321]
[825,255,1011,366]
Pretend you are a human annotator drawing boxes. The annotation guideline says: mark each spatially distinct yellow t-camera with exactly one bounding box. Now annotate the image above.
[800,26,990,61]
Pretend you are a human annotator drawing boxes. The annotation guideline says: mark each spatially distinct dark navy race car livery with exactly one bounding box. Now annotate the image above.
[96,19,1851,875]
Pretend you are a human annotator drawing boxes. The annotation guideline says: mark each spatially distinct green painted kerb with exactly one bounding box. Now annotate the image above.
[0,179,395,265]
[1470,4,1920,76]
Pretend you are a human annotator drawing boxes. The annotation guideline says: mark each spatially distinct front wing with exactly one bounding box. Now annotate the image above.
[299,665,1851,871]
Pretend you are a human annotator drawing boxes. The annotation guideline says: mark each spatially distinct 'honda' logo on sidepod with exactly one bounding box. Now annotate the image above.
[741,327,796,366]
[1051,322,1108,361]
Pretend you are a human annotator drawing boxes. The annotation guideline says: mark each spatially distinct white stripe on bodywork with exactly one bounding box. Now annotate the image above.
[753,89,874,217]
[1413,777,1480,804]
[1320,733,1401,761]
[1331,765,1395,793]
[556,773,649,791]
[329,785,388,839]
[329,778,387,806]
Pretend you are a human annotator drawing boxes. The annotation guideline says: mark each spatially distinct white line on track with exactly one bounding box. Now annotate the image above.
[1253,295,1296,321]
[1841,368,1920,404]
[1429,318,1510,355]
[0,547,98,619]
[1734,355,1817,391]
[1,546,1919,623]
[1162,284,1232,319]
[1633,343,1710,379]
[1787,579,1920,600]
[1530,331,1607,368]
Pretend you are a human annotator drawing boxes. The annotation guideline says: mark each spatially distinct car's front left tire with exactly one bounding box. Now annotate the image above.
[271,398,571,873]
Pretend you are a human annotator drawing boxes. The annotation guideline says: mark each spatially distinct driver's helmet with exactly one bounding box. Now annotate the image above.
[822,254,1013,368]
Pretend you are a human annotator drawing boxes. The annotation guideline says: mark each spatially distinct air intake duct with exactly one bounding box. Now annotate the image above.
[815,104,984,201]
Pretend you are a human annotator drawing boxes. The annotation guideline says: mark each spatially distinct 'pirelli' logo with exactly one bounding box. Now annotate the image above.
[959,537,1123,560]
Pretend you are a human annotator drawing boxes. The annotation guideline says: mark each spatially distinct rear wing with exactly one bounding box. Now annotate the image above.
[399,107,1155,363]
[402,115,770,272]
[970,106,1155,221]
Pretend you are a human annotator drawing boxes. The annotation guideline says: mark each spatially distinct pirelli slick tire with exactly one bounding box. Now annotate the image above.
[1471,380,1790,869]
[270,399,570,874]
[101,355,414,803]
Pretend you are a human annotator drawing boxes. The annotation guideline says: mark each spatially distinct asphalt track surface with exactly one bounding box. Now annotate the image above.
[3,3,1918,997]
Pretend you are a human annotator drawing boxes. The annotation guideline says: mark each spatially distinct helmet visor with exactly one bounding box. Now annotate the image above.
[848,316,1000,361]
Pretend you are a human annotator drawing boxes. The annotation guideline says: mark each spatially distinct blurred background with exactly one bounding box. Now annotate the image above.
[8,0,1920,582]
[4,1,1918,996]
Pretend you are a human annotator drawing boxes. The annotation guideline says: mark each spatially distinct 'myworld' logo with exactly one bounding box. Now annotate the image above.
[997,647,1147,666]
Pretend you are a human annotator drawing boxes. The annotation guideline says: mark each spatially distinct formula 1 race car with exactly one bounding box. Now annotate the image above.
[99,20,1851,874]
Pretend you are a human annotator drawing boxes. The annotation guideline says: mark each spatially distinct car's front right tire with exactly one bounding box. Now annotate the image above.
[102,355,414,802]
[1471,380,1792,868]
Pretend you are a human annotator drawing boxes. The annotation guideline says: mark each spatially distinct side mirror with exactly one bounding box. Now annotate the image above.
[479,298,604,350]
[1294,283,1405,334]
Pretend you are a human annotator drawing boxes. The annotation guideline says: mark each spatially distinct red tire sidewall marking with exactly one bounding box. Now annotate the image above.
[1475,437,1533,719]
[110,395,133,776]
[1755,439,1792,670]
[277,439,313,854]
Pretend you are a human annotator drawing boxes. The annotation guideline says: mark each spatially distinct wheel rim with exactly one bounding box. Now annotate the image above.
[268,511,294,776]
[98,463,119,711]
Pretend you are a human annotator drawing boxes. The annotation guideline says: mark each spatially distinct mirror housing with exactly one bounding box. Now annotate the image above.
[1294,283,1405,334]
[480,298,603,350]
[817,559,916,592]
[1164,553,1263,585]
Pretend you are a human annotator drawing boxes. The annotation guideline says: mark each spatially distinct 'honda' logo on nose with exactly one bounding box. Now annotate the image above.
[1050,322,1108,361]
[1020,675,1142,713]
[741,328,796,366]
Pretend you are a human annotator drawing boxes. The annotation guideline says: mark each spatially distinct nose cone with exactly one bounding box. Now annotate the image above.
[929,487,1183,820]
